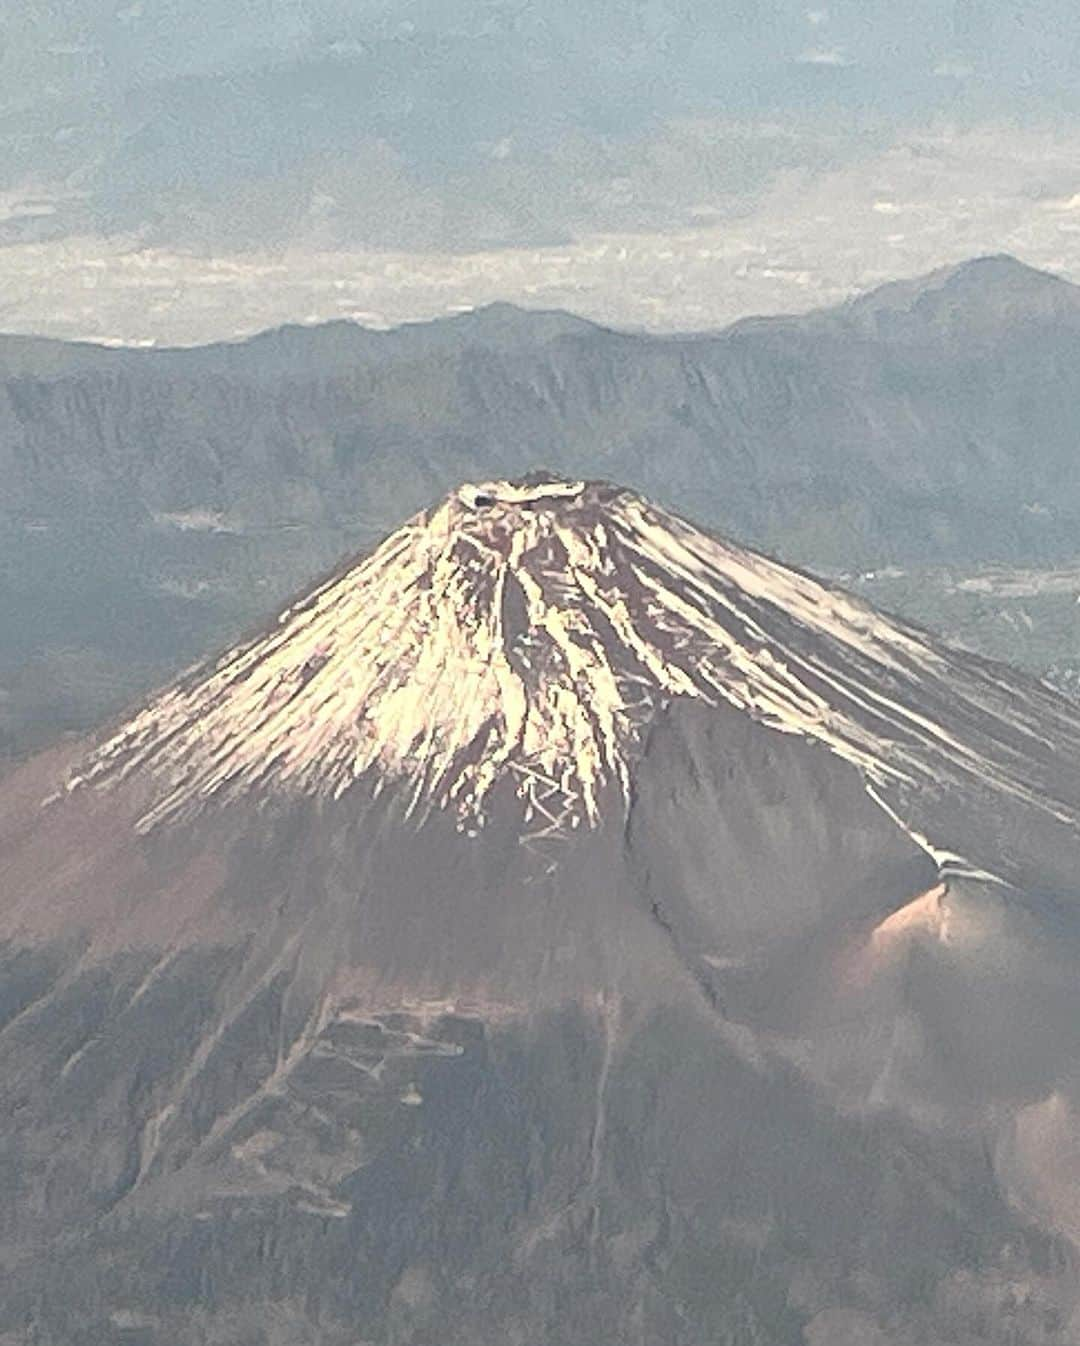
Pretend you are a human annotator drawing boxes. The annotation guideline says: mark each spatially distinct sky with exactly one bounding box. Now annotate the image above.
[5,0,1080,344]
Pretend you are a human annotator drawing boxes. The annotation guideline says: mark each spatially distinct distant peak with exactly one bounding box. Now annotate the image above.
[71,477,1020,839]
[934,253,1070,292]
[944,252,1046,277]
[462,300,529,319]
[847,254,1079,326]
[442,301,599,337]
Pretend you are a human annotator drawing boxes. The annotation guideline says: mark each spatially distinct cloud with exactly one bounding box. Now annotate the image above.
[794,47,852,67]
[5,0,1080,282]
[323,38,367,58]
[0,194,58,224]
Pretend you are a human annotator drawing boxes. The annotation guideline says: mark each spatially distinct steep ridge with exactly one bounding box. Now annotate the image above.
[3,479,1080,1344]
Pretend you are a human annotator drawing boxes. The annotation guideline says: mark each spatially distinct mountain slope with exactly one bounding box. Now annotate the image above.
[3,478,1080,1343]
[5,253,1080,755]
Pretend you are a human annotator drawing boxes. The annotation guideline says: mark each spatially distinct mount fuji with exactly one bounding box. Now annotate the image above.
[3,477,1080,1344]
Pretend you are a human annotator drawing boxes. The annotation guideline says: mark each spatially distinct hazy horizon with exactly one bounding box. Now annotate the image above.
[1,247,1073,352]
[6,1,1080,344]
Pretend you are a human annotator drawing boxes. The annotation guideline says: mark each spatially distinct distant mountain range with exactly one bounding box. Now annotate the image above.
[4,253,1080,754]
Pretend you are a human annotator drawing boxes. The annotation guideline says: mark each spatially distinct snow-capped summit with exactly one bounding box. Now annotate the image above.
[72,477,1080,862]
